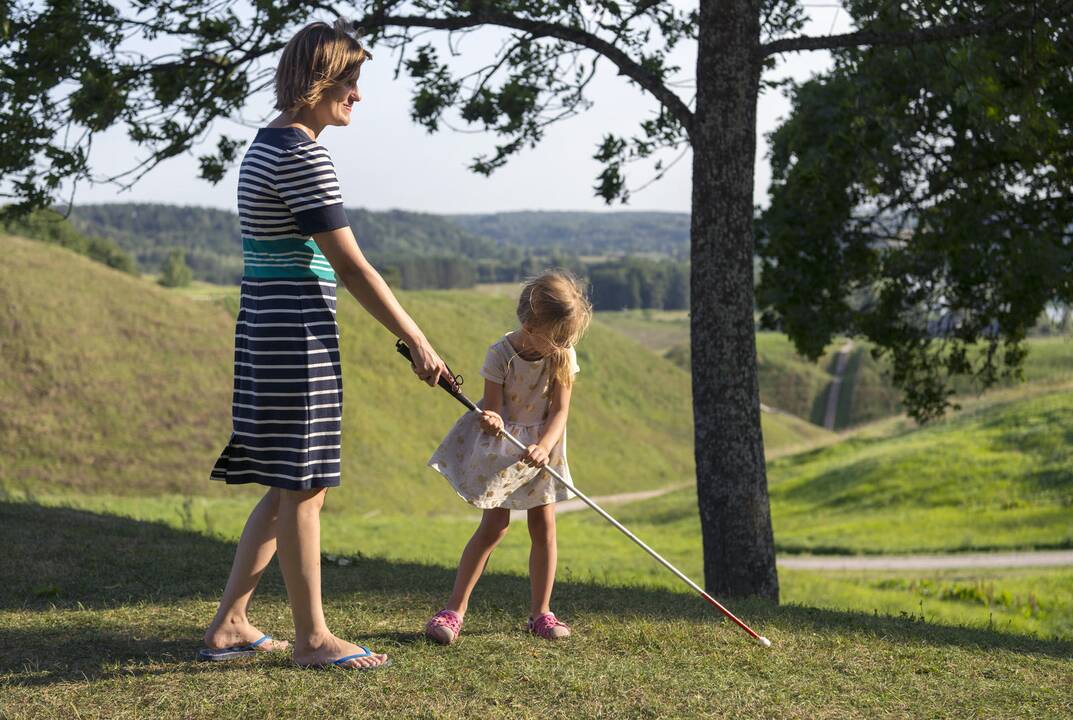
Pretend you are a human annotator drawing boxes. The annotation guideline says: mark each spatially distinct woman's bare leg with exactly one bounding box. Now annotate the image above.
[277,487,388,669]
[203,487,289,651]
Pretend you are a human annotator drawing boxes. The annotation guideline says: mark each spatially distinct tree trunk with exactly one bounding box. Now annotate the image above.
[689,0,779,601]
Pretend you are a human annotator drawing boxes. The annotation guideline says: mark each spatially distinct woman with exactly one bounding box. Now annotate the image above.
[199,19,449,671]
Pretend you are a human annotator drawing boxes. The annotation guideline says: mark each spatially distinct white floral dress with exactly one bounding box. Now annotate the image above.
[428,333,579,510]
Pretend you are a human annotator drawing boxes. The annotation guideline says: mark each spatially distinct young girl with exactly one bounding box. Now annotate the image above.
[425,269,593,643]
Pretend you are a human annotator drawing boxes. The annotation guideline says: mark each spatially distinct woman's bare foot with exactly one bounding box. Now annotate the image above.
[203,614,289,652]
[293,632,390,669]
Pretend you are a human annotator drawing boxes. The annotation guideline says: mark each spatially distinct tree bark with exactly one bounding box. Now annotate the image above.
[690,0,778,601]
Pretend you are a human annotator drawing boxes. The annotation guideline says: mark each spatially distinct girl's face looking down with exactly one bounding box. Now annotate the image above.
[520,324,558,357]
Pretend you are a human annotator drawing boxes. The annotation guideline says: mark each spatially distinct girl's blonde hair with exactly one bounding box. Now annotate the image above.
[274,19,372,115]
[516,269,593,390]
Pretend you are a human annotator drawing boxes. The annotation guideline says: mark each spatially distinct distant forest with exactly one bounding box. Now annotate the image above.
[53,203,690,309]
[448,211,690,260]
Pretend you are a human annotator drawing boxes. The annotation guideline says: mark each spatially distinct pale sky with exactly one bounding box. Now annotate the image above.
[59,5,852,215]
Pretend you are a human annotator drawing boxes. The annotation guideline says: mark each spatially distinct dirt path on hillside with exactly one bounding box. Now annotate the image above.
[779,550,1073,570]
[518,485,1072,571]
[823,340,855,430]
[509,485,687,520]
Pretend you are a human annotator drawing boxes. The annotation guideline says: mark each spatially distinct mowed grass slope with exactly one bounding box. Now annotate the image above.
[598,389,1073,556]
[2,501,1071,719]
[0,234,695,513]
[829,337,1073,429]
[0,236,236,497]
[770,389,1073,553]
[755,333,840,425]
[593,312,834,450]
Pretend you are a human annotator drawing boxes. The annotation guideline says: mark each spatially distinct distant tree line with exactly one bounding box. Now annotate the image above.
[448,211,690,261]
[68,203,246,284]
[35,203,692,306]
[66,203,690,290]
[588,258,689,311]
[377,255,476,290]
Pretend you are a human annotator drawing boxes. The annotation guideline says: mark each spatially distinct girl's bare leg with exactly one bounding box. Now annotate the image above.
[444,508,512,616]
[203,487,289,651]
[277,487,388,669]
[527,503,558,618]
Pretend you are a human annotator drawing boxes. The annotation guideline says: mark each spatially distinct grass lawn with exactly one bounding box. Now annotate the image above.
[781,567,1073,640]
[2,501,1071,719]
[11,487,1073,644]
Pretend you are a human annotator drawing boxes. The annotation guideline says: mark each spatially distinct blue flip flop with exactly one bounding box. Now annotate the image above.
[196,634,278,662]
[299,645,393,671]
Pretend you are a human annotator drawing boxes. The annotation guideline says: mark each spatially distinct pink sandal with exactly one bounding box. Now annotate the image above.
[528,612,571,640]
[425,609,463,645]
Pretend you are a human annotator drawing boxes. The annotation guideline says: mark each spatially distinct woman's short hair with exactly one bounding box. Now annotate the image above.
[274,19,372,114]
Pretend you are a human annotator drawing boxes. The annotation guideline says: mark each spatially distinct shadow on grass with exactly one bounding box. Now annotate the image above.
[1,501,1070,687]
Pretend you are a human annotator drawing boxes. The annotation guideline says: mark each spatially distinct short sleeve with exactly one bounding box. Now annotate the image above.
[480,341,507,384]
[569,346,580,376]
[277,143,349,235]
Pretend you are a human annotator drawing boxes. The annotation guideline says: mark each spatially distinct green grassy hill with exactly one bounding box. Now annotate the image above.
[755,333,840,424]
[0,236,236,497]
[597,389,1073,556]
[2,235,837,513]
[758,407,834,455]
[592,312,833,450]
[598,312,844,423]
[593,309,690,354]
[0,234,694,513]
[824,337,1073,430]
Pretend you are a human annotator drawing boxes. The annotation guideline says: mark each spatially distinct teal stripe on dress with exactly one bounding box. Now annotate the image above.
[241,237,335,281]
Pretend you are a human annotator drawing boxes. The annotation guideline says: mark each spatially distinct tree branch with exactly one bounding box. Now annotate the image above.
[761,0,1073,56]
[357,10,694,134]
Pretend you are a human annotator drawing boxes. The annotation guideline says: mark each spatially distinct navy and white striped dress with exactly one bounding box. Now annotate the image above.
[210,126,349,491]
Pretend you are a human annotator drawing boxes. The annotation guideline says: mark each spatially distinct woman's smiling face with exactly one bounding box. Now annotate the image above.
[319,77,361,127]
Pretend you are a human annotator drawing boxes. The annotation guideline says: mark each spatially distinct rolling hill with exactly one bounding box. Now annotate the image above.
[2,232,678,509]
[597,388,1073,555]
[1,234,827,513]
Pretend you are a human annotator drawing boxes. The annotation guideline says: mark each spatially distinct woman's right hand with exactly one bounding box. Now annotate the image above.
[408,337,452,388]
